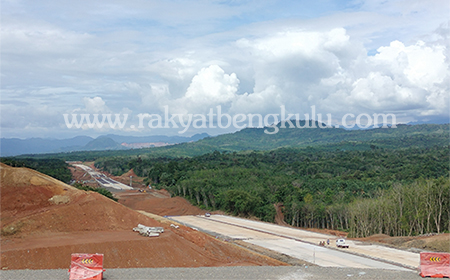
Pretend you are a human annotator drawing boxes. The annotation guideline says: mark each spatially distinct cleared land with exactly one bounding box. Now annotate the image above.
[3,163,445,280]
[0,163,285,270]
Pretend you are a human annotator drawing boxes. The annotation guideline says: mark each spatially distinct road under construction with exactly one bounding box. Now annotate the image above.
[171,215,419,271]
[73,164,133,190]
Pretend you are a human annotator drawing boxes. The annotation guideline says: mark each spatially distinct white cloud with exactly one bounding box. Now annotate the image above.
[338,38,449,117]
[1,1,449,138]
[142,26,449,126]
[83,97,110,113]
[169,65,240,115]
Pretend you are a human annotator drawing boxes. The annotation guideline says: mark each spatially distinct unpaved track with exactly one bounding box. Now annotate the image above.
[171,215,418,270]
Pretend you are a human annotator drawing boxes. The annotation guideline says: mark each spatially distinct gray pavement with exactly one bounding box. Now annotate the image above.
[207,215,419,268]
[0,266,422,280]
[170,215,414,270]
[72,164,133,190]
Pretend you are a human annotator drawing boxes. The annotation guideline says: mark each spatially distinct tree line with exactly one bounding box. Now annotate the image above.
[0,157,72,183]
[94,145,449,237]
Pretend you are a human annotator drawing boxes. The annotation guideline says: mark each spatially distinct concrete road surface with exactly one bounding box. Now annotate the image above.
[207,215,419,268]
[171,215,418,271]
[72,164,133,190]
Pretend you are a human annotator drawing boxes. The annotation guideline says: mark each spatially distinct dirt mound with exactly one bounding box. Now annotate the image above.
[68,166,98,188]
[120,168,138,179]
[303,228,348,237]
[356,234,391,242]
[1,164,285,269]
[1,163,160,236]
[112,168,146,187]
[353,233,450,253]
[117,191,207,216]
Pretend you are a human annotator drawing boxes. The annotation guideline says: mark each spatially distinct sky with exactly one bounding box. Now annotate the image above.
[1,0,449,139]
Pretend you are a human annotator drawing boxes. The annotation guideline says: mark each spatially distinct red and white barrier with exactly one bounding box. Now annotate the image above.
[69,253,104,280]
[419,252,450,278]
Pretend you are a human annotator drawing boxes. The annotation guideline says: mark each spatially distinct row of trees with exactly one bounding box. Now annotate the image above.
[88,143,450,237]
[281,178,450,237]
[346,178,449,237]
[119,146,449,237]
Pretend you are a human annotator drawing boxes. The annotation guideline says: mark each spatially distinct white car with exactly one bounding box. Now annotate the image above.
[336,239,349,248]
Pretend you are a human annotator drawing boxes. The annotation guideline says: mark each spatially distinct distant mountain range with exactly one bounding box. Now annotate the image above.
[2,122,449,159]
[0,133,209,157]
[146,121,449,157]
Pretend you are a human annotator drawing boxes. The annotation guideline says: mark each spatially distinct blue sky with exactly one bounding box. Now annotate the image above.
[1,0,449,138]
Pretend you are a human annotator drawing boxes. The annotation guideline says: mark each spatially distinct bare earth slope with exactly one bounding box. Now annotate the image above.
[117,191,209,216]
[0,163,285,269]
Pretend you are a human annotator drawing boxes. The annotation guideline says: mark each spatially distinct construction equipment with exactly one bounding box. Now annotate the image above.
[336,239,349,248]
[133,224,164,237]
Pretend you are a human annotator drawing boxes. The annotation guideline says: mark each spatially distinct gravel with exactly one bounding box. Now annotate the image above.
[0,266,421,280]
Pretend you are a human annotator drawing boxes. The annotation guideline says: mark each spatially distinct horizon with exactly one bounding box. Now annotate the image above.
[1,119,448,141]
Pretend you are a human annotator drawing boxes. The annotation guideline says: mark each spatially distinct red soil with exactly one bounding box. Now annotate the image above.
[0,163,286,269]
[274,203,288,226]
[81,162,146,188]
[117,191,208,216]
[68,166,98,188]
[353,233,450,253]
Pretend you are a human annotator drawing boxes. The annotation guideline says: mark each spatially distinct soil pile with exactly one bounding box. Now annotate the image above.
[0,164,286,269]
[1,163,160,236]
[354,233,450,253]
[117,191,208,216]
[112,168,146,187]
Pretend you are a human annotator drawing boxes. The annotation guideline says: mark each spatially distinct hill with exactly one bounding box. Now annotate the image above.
[83,136,125,151]
[10,123,449,161]
[174,122,449,153]
[0,163,285,269]
[0,133,209,157]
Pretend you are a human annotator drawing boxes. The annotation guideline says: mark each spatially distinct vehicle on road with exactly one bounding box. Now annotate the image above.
[205,213,211,217]
[336,239,349,248]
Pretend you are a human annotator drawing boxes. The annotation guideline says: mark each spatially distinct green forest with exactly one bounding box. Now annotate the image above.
[95,144,450,237]
[14,122,449,160]
[3,123,449,238]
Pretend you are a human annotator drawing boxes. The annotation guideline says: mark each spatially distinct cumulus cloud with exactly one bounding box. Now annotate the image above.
[83,97,110,113]
[2,1,449,137]
[169,65,240,115]
[328,38,449,119]
[230,28,358,114]
[150,26,449,126]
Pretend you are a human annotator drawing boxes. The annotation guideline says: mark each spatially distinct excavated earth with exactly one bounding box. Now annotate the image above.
[72,164,448,253]
[0,163,286,270]
[117,191,211,216]
[353,233,450,253]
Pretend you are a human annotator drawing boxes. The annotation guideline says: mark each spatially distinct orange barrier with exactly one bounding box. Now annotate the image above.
[419,252,450,278]
[69,253,104,280]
